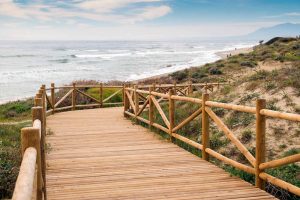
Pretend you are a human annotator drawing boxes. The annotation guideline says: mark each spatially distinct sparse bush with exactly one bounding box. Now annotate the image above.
[279,144,287,149]
[248,70,269,81]
[240,130,253,143]
[171,70,188,81]
[239,93,259,104]
[209,67,222,75]
[267,101,280,111]
[241,61,257,68]
[264,82,276,91]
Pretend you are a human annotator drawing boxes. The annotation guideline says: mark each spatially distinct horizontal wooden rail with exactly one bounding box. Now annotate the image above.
[205,148,255,174]
[206,101,256,114]
[259,154,300,170]
[259,173,300,196]
[172,133,203,150]
[260,109,300,122]
[171,95,202,103]
[12,147,37,200]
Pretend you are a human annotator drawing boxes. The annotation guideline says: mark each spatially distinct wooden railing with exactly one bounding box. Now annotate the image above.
[12,87,47,200]
[43,83,124,115]
[123,87,300,197]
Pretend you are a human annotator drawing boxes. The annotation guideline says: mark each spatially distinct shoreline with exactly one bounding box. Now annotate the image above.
[216,47,254,59]
[0,46,254,105]
[134,46,254,83]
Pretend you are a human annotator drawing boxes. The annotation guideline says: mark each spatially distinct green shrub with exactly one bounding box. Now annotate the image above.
[0,123,29,199]
[209,67,222,75]
[240,61,257,68]
[240,130,253,143]
[210,129,229,150]
[0,99,33,121]
[171,70,188,81]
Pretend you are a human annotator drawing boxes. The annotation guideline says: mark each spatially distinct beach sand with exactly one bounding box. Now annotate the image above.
[216,47,254,59]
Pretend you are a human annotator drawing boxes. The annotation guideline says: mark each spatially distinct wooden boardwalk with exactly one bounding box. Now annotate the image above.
[46,107,276,200]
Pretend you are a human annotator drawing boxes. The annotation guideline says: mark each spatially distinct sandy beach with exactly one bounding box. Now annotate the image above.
[216,47,254,59]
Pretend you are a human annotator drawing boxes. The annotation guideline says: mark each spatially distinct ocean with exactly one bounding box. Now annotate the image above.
[0,39,256,103]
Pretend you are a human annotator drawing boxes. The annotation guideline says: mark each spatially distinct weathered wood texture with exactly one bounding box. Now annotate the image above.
[46,107,276,200]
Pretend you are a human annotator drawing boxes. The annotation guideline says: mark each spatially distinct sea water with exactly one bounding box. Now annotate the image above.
[0,39,256,103]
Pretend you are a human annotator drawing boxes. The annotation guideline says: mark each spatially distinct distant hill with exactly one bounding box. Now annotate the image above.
[245,23,300,40]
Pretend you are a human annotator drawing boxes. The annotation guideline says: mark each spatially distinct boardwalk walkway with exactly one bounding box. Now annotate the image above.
[46,107,276,200]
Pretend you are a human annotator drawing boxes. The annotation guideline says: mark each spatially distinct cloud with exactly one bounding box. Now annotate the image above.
[263,12,300,19]
[76,0,162,13]
[285,12,300,16]
[0,0,171,24]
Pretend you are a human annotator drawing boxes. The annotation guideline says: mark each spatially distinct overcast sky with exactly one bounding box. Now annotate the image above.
[0,0,300,40]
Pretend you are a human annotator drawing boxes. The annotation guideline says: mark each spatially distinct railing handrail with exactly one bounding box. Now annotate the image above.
[123,86,300,197]
[12,147,37,200]
[12,85,47,200]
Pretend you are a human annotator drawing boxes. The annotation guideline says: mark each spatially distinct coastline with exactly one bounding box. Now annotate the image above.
[216,47,254,59]
[134,46,254,83]
[0,46,254,104]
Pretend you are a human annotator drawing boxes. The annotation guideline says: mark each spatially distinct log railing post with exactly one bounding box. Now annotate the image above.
[134,85,139,120]
[255,99,266,189]
[152,83,156,91]
[51,83,55,114]
[34,97,42,107]
[169,89,175,141]
[149,86,154,129]
[173,82,177,95]
[100,83,103,108]
[205,82,208,93]
[72,83,76,110]
[123,85,129,117]
[32,106,46,200]
[21,127,42,200]
[188,82,193,95]
[202,93,210,161]
[122,84,125,106]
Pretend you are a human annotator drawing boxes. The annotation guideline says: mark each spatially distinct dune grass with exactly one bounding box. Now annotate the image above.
[0,122,30,198]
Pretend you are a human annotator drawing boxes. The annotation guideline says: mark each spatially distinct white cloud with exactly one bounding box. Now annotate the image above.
[263,12,300,18]
[77,0,162,13]
[285,12,300,16]
[0,0,171,24]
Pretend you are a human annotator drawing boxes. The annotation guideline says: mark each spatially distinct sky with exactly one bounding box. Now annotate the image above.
[0,0,299,40]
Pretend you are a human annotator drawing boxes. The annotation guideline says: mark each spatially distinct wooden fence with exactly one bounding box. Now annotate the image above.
[12,86,47,200]
[11,81,300,199]
[123,86,300,197]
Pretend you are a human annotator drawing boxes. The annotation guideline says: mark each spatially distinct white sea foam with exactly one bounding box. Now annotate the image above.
[0,40,256,103]
[73,53,132,59]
